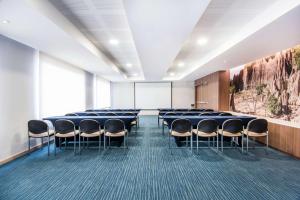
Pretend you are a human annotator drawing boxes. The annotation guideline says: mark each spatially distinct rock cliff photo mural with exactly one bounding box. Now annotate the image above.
[230,44,300,122]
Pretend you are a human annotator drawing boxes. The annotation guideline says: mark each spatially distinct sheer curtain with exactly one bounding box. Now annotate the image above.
[39,54,86,117]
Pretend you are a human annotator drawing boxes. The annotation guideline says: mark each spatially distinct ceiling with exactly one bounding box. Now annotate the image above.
[0,0,300,82]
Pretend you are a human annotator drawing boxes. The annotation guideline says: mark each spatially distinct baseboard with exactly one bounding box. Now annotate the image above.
[0,141,52,166]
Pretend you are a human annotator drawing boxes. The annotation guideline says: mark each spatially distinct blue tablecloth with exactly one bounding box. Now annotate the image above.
[162,115,256,128]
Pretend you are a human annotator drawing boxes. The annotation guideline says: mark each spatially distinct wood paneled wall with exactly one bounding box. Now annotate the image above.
[195,70,229,111]
[257,122,300,158]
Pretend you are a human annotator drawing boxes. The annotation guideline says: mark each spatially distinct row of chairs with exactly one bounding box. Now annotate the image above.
[168,118,268,154]
[160,109,214,112]
[66,112,136,116]
[28,119,133,156]
[165,112,232,116]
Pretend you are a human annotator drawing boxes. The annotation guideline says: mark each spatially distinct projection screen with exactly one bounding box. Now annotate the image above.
[135,82,171,109]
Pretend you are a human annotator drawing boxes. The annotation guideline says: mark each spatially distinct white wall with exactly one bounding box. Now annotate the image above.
[94,76,111,109]
[172,81,195,109]
[111,82,134,109]
[111,81,195,109]
[0,35,38,162]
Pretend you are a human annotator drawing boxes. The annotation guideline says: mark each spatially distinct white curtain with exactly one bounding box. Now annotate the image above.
[39,54,86,117]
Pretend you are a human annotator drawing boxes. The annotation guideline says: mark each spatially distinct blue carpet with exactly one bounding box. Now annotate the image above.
[1,116,300,200]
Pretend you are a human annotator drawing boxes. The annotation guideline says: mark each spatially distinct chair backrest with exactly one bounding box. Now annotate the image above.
[55,120,75,134]
[197,119,218,133]
[28,120,48,134]
[86,113,98,116]
[104,119,125,133]
[164,112,177,116]
[182,112,199,116]
[199,112,217,116]
[122,112,135,116]
[79,119,100,134]
[171,119,192,133]
[219,112,233,116]
[104,112,117,116]
[204,109,214,112]
[222,119,243,133]
[65,113,78,116]
[247,119,268,133]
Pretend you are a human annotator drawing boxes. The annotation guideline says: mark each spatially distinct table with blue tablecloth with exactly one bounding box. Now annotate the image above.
[43,115,136,146]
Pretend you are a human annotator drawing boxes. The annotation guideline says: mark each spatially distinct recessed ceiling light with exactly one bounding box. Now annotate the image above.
[197,37,208,46]
[126,63,133,68]
[132,73,138,77]
[109,39,119,45]
[177,62,185,68]
[169,72,175,76]
[1,20,10,24]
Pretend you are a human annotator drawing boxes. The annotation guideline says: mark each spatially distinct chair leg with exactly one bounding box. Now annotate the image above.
[197,135,199,154]
[124,135,126,149]
[104,135,106,150]
[47,136,50,156]
[41,137,43,150]
[221,134,224,152]
[247,135,249,153]
[79,135,81,155]
[168,134,171,149]
[28,137,30,153]
[216,134,219,152]
[208,137,210,147]
[99,136,101,153]
[190,135,193,151]
[162,124,164,135]
[74,135,76,155]
[65,138,67,149]
[54,137,57,156]
[266,134,269,154]
[241,134,244,154]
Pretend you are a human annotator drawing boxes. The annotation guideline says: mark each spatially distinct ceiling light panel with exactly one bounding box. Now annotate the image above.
[49,0,144,80]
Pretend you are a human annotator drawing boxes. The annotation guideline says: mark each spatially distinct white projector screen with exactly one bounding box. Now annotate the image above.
[135,82,172,109]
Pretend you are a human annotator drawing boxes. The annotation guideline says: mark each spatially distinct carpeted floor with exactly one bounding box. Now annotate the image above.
[1,116,300,200]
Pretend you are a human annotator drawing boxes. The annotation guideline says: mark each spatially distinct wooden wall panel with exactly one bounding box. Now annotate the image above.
[194,70,229,111]
[257,122,300,158]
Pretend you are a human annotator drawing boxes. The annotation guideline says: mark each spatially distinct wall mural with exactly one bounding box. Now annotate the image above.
[230,44,300,122]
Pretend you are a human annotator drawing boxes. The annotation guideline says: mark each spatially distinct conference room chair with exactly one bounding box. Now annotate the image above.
[189,109,199,111]
[244,118,268,153]
[219,119,244,153]
[79,119,103,153]
[181,112,199,116]
[123,112,138,133]
[192,119,219,154]
[28,120,54,156]
[103,112,117,116]
[204,109,214,112]
[169,119,192,152]
[85,113,99,116]
[65,113,78,116]
[104,119,128,149]
[219,112,233,116]
[54,119,79,155]
[199,112,217,116]
[162,112,177,134]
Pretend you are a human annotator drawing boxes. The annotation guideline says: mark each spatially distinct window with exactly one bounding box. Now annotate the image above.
[40,54,86,117]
